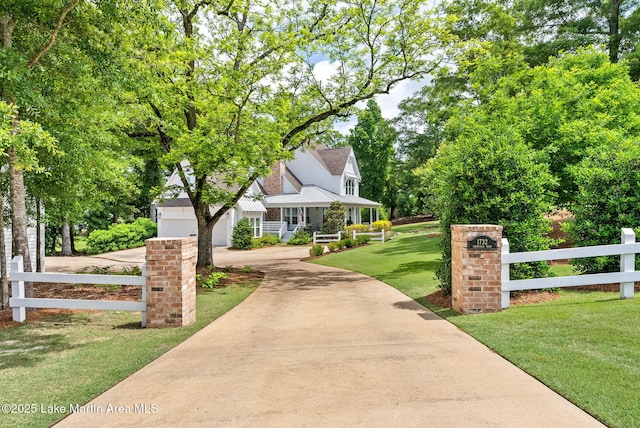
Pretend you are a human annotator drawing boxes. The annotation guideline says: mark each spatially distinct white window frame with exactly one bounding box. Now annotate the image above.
[345,178,355,196]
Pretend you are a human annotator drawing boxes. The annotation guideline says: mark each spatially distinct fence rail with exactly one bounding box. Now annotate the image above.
[501,228,639,308]
[352,230,385,243]
[313,231,342,244]
[9,255,148,327]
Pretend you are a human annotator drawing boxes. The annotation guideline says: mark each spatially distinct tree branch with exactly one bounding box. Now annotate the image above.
[28,0,79,67]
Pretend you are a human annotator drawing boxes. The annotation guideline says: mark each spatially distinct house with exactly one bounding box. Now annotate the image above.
[155,145,381,246]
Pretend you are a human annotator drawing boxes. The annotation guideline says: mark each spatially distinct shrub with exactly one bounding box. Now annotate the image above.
[251,233,280,248]
[200,272,228,288]
[86,218,157,255]
[565,140,640,273]
[342,238,356,248]
[420,126,556,294]
[322,201,346,234]
[346,224,370,235]
[232,218,253,249]
[287,230,312,245]
[327,242,340,252]
[371,220,392,232]
[309,244,324,257]
[355,235,371,245]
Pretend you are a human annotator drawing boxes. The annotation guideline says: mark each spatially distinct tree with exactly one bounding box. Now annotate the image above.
[420,125,556,294]
[565,140,640,274]
[1,1,79,298]
[119,0,446,267]
[348,99,395,208]
[322,202,346,234]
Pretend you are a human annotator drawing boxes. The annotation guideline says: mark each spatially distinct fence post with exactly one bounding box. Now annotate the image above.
[451,225,503,314]
[145,237,197,328]
[381,230,385,244]
[338,231,342,240]
[11,256,26,322]
[353,230,356,239]
[620,228,635,299]
[141,261,147,327]
[501,239,511,309]
[313,232,317,245]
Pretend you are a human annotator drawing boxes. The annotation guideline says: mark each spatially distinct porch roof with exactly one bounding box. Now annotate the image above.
[238,199,267,213]
[263,185,381,208]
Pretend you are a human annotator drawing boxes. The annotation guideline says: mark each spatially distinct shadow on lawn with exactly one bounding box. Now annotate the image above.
[371,234,440,256]
[0,330,77,370]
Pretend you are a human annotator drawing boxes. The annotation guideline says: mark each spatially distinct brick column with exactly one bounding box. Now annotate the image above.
[451,225,503,314]
[145,237,197,328]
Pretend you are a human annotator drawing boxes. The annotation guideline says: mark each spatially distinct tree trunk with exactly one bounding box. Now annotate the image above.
[194,202,214,268]
[0,194,7,309]
[61,220,73,256]
[609,0,623,63]
[9,148,34,298]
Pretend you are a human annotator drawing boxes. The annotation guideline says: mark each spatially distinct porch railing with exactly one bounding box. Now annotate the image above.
[263,221,287,239]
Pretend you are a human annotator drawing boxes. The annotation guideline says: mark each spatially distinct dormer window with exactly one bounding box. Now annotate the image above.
[345,178,355,196]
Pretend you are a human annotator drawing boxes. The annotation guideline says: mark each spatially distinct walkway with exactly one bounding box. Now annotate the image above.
[54,246,604,427]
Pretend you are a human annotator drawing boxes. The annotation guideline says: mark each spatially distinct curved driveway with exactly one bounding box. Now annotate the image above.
[56,246,604,427]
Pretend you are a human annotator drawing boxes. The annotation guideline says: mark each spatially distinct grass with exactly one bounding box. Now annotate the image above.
[311,221,640,428]
[0,280,260,428]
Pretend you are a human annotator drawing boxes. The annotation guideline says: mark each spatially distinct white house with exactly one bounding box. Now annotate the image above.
[155,145,381,246]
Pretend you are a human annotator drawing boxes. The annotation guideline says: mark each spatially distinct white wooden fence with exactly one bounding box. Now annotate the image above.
[352,230,385,243]
[9,255,148,327]
[501,228,640,309]
[313,231,342,244]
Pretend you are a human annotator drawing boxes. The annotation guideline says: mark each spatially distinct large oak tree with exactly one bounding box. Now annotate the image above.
[120,0,447,267]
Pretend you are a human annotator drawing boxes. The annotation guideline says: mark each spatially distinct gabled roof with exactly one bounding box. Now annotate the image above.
[309,145,352,176]
[283,167,303,192]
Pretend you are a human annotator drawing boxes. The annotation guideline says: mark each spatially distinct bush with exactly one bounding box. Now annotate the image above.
[309,244,324,257]
[355,235,371,245]
[327,242,340,252]
[421,126,556,294]
[342,238,356,248]
[346,224,370,234]
[322,201,346,234]
[86,218,157,255]
[565,140,640,273]
[287,230,312,245]
[371,220,392,232]
[251,233,280,248]
[232,218,253,250]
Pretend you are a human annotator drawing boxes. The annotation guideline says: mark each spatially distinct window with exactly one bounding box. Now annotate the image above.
[249,217,260,237]
[345,178,355,196]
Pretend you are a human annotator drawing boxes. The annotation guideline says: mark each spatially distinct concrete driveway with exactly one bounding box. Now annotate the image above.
[55,246,604,427]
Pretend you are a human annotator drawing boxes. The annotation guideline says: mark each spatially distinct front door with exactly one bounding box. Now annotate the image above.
[283,207,299,231]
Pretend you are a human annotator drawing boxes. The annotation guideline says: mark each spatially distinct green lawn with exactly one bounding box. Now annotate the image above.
[0,281,260,428]
[311,222,640,428]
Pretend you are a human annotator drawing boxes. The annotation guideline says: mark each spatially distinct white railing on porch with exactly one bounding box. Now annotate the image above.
[9,255,148,327]
[263,221,287,239]
[352,230,385,243]
[501,228,640,309]
[313,231,342,244]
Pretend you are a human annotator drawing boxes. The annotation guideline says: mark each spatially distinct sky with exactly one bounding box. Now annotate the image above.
[311,59,429,135]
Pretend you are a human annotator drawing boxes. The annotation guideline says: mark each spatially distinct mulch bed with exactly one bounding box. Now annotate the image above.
[0,267,264,330]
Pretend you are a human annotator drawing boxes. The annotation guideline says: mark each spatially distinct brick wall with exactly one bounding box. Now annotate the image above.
[262,160,284,195]
[265,208,281,222]
[451,225,503,314]
[145,237,197,328]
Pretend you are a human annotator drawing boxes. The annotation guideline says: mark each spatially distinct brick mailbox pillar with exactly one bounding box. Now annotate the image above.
[451,225,503,314]
[145,237,197,328]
